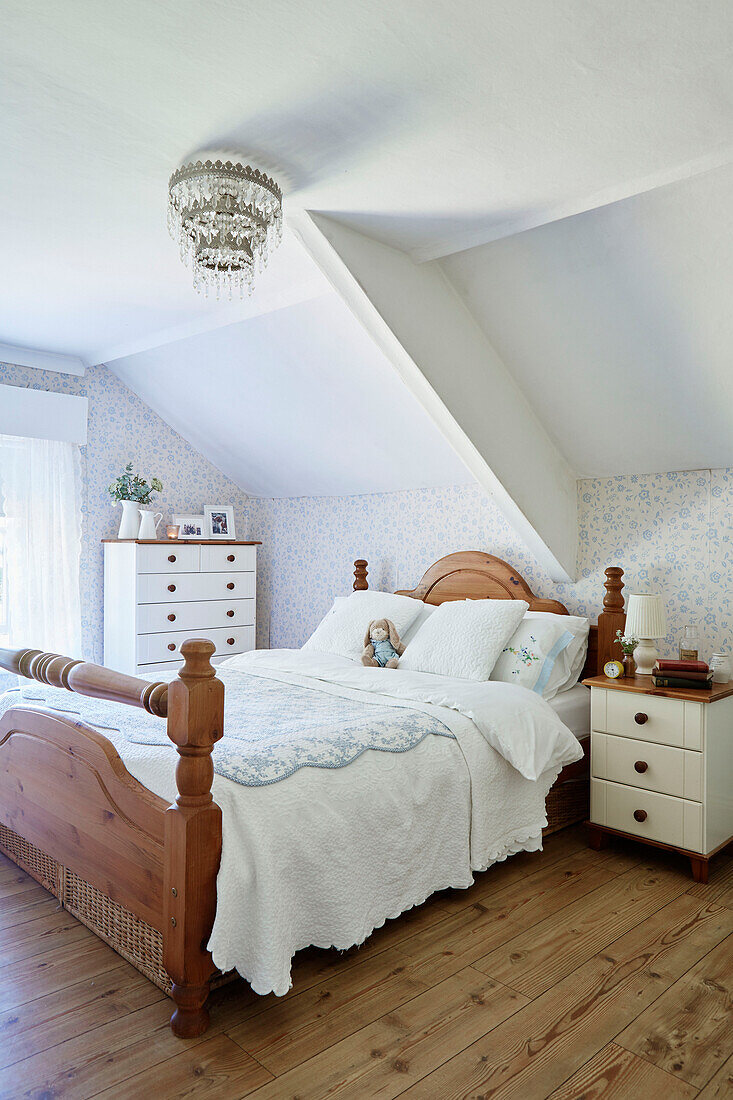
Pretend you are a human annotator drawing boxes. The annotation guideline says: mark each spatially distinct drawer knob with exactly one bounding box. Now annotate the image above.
[226,609,234,617]
[167,642,176,652]
[167,613,176,622]
[168,584,176,592]
[227,553,235,562]
[634,712,648,725]
[633,809,647,823]
[227,637,235,645]
[227,582,235,590]
[168,554,176,563]
[634,760,648,773]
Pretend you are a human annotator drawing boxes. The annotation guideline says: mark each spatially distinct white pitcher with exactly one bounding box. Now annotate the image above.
[138,509,163,540]
[117,499,141,539]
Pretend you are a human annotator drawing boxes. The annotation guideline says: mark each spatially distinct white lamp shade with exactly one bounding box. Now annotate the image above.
[626,593,667,640]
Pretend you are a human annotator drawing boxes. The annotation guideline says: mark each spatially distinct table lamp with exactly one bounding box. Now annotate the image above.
[625,593,667,675]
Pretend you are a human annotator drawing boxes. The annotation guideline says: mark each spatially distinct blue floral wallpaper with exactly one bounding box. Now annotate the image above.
[2,358,730,670]
[251,471,732,663]
[0,362,252,663]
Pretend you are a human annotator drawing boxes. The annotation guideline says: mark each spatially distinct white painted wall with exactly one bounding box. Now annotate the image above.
[294,213,577,581]
[109,291,473,497]
[442,162,733,476]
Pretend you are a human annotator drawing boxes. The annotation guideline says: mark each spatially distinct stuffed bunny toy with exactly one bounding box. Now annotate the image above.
[361,618,405,668]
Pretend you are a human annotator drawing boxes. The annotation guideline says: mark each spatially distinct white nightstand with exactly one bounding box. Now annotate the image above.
[584,675,733,882]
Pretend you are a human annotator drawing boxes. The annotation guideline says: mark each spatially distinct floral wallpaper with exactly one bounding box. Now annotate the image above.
[251,470,732,664]
[0,362,252,663]
[2,357,729,672]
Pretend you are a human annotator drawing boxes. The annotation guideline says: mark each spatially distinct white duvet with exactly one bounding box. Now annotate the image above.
[97,648,582,995]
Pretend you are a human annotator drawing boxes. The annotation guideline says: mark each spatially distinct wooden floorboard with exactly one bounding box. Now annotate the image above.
[2,825,733,1099]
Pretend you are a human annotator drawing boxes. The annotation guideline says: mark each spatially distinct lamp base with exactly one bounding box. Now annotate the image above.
[633,638,659,677]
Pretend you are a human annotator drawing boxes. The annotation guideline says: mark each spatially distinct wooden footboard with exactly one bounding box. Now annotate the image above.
[0,639,223,1038]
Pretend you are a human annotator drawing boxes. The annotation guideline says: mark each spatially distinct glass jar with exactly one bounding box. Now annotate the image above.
[711,653,731,684]
[679,624,700,663]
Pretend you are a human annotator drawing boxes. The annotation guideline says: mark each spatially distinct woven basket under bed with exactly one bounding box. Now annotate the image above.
[0,780,587,991]
[0,822,235,996]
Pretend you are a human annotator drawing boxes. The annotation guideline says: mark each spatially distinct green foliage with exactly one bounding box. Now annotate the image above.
[108,462,163,506]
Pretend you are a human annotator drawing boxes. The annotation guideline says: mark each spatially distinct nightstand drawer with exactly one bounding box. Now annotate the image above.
[593,688,703,750]
[591,732,702,801]
[591,778,703,851]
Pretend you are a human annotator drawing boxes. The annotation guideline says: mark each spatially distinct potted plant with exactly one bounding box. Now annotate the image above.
[108,463,164,539]
[616,629,639,677]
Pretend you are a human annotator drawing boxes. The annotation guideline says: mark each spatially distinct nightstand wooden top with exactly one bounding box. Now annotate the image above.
[583,673,733,703]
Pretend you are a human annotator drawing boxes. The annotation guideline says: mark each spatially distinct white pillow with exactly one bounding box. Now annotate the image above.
[525,611,590,698]
[400,598,529,681]
[491,616,575,696]
[303,590,422,661]
[401,601,436,645]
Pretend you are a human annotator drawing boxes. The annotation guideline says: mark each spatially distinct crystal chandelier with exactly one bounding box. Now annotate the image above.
[167,153,283,298]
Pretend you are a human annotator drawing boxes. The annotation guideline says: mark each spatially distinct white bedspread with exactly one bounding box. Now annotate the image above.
[0,650,583,996]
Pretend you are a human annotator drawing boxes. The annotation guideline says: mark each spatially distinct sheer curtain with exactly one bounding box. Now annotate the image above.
[0,434,83,655]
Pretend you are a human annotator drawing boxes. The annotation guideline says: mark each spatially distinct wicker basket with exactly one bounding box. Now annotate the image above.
[543,778,589,836]
[0,822,235,996]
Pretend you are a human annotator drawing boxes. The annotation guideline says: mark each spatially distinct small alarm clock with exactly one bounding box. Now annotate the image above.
[603,659,624,679]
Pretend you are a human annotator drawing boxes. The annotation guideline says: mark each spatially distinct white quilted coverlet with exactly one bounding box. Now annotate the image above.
[75,649,582,996]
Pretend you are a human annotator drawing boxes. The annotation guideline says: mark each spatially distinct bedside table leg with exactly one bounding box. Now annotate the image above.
[690,856,709,884]
[587,824,608,851]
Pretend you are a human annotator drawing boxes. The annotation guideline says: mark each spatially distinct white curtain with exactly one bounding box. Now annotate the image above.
[0,434,83,655]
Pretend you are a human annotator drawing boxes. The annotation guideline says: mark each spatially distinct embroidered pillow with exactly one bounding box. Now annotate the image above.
[400,598,528,681]
[525,611,590,698]
[302,590,422,661]
[490,616,575,696]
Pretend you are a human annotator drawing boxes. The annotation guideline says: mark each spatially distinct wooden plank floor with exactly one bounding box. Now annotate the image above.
[1,825,732,1099]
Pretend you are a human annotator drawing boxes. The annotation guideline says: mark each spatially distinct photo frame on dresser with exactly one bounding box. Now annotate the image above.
[173,514,206,540]
[204,505,236,540]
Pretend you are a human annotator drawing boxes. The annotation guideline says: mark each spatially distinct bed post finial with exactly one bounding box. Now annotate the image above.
[353,559,368,591]
[164,638,224,1038]
[596,566,626,673]
[603,566,625,612]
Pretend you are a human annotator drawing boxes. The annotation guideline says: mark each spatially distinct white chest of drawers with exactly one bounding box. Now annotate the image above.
[585,675,733,882]
[103,540,259,676]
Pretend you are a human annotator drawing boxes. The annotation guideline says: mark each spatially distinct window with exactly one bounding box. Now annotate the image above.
[0,514,7,644]
[0,434,82,655]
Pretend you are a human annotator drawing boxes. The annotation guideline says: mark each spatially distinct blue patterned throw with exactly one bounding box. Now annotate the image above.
[0,668,454,787]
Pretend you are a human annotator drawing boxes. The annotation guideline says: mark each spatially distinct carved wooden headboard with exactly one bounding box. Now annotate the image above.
[353,551,625,679]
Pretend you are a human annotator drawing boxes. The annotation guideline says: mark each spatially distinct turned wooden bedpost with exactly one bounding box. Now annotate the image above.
[596,566,626,672]
[163,639,224,1039]
[353,559,368,591]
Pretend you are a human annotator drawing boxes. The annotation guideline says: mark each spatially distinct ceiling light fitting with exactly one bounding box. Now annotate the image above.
[167,154,283,299]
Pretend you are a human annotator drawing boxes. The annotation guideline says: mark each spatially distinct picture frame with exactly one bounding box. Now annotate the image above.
[204,505,236,540]
[173,514,206,540]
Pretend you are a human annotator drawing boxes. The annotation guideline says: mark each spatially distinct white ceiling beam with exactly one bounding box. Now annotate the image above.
[0,342,86,375]
[292,211,577,582]
[411,144,733,262]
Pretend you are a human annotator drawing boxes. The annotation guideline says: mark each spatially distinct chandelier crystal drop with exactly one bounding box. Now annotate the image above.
[167,154,283,299]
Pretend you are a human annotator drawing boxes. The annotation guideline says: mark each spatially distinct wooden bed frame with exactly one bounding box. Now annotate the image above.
[0,551,625,1037]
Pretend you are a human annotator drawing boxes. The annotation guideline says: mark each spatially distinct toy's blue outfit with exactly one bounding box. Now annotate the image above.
[372,637,400,666]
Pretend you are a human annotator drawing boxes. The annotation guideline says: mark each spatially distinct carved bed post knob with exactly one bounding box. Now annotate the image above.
[353,559,368,591]
[603,566,625,611]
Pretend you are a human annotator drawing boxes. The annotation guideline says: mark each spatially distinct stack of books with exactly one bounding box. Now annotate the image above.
[652,659,713,690]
